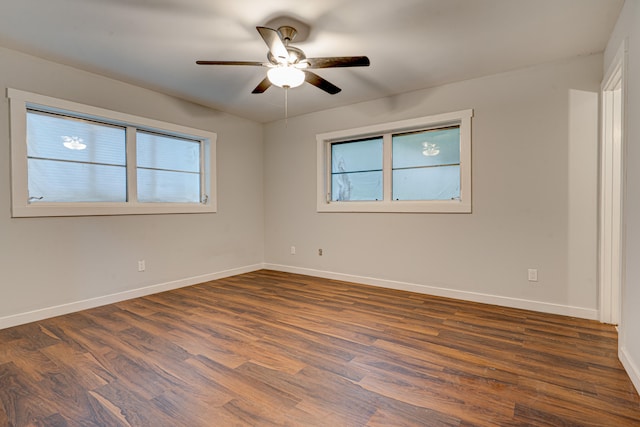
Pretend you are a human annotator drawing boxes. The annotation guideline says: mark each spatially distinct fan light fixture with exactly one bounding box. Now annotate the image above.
[267,66,305,88]
[422,142,440,156]
[62,135,86,150]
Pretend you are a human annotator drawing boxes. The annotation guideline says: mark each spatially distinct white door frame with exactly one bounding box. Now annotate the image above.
[599,40,627,325]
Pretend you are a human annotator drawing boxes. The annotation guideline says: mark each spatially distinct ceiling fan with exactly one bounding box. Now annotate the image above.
[196,23,370,95]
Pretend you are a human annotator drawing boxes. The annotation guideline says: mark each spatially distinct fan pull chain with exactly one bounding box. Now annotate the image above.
[284,86,289,126]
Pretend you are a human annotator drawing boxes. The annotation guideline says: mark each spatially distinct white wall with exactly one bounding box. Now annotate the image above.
[264,54,601,319]
[0,46,264,328]
[0,14,627,388]
[605,0,640,393]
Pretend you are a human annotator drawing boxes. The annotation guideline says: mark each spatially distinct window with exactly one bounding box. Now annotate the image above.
[331,137,383,201]
[136,131,202,204]
[392,126,461,201]
[9,88,216,217]
[317,109,472,213]
[26,110,128,203]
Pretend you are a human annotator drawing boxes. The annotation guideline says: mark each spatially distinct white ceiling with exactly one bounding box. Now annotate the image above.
[0,0,623,123]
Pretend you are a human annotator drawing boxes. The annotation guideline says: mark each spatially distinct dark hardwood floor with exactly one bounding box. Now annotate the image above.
[1,270,639,426]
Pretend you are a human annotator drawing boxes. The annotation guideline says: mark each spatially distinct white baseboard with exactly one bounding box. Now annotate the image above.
[0,263,264,330]
[1,262,600,330]
[620,345,640,395]
[263,263,599,320]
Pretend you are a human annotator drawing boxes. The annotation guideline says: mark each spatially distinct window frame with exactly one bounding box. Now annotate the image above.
[316,109,472,213]
[8,88,217,217]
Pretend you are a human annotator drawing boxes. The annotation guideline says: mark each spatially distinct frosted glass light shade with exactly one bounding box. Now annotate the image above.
[267,66,305,88]
[62,136,86,150]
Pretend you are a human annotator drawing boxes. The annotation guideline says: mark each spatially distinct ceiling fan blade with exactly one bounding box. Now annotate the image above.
[252,76,272,94]
[256,26,289,63]
[304,71,341,94]
[196,60,265,66]
[306,56,370,69]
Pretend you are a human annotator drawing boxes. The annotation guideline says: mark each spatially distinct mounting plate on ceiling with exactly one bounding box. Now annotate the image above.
[264,16,310,43]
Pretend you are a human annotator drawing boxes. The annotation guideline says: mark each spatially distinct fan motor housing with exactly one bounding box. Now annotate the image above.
[267,45,306,65]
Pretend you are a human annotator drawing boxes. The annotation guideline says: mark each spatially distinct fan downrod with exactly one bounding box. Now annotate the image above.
[277,26,297,45]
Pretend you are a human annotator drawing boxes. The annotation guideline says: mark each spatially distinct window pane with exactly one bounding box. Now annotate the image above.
[392,127,460,168]
[137,169,200,203]
[26,110,126,203]
[331,138,383,173]
[393,165,460,201]
[137,131,201,203]
[332,171,383,201]
[331,138,383,201]
[392,127,461,201]
[27,110,126,165]
[137,131,200,173]
[28,159,126,202]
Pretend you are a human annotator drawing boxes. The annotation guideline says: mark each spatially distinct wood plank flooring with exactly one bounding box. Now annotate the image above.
[1,269,639,426]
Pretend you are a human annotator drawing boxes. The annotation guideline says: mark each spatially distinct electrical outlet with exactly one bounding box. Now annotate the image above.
[528,269,538,282]
[290,246,296,255]
[138,260,146,272]
[318,248,323,256]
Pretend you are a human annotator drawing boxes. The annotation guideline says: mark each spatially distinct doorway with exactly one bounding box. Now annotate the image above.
[599,41,626,325]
